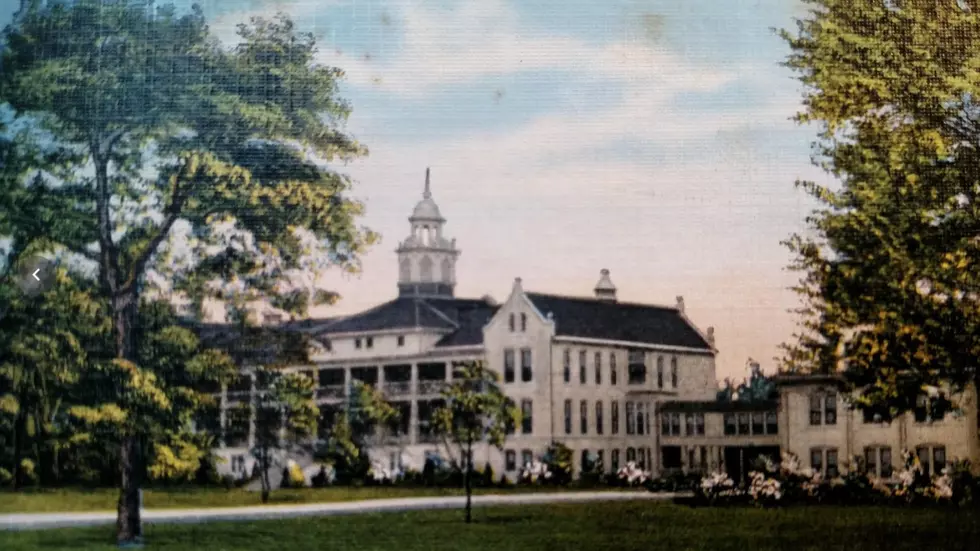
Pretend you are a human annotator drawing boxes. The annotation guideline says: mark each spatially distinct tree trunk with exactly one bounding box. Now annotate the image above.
[113,291,143,546]
[116,435,142,546]
[464,438,473,524]
[260,449,271,504]
[10,402,25,490]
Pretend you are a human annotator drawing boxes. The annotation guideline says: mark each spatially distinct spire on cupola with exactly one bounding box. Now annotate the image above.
[396,167,460,298]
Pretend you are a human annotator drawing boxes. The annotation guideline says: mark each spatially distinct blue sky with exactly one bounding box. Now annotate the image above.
[1,0,833,381]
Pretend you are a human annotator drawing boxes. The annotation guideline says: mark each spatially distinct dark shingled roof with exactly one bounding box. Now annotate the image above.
[659,400,778,413]
[525,293,713,351]
[185,321,311,365]
[311,296,498,347]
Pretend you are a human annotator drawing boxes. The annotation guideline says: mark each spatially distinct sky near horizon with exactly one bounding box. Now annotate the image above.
[0,0,835,383]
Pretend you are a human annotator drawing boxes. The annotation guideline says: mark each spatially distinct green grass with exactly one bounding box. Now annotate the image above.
[0,485,616,514]
[2,501,978,551]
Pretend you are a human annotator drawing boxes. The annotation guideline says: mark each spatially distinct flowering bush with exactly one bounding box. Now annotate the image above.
[617,462,650,487]
[520,460,552,484]
[697,471,743,505]
[748,471,783,506]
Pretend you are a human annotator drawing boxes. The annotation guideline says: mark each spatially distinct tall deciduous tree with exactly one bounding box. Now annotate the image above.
[0,1,374,543]
[433,362,518,524]
[779,1,980,419]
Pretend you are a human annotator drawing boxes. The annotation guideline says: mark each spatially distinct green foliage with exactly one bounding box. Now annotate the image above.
[316,380,397,484]
[542,442,573,486]
[778,0,980,417]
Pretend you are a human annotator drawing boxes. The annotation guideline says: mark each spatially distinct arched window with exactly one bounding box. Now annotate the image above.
[399,258,411,282]
[419,256,433,282]
[520,313,527,331]
[656,356,664,388]
[626,447,636,463]
[670,356,678,388]
[441,257,453,283]
[609,353,617,385]
[508,313,515,332]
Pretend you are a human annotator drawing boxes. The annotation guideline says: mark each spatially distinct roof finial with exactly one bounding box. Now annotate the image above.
[423,167,431,199]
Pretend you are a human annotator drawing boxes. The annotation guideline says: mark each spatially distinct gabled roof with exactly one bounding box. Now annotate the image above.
[525,292,713,351]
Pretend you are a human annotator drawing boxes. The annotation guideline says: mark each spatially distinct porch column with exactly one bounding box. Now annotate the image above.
[410,364,419,445]
[247,373,256,449]
[218,383,228,448]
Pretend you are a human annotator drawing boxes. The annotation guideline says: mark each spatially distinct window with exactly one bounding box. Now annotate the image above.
[688,448,696,469]
[611,401,620,435]
[751,412,765,435]
[637,403,647,436]
[811,448,839,478]
[765,411,778,434]
[509,313,515,332]
[520,313,527,332]
[670,356,678,388]
[521,400,533,434]
[661,412,670,436]
[809,394,822,425]
[503,349,515,383]
[662,413,681,436]
[366,337,374,349]
[580,400,588,434]
[231,455,245,474]
[695,413,705,435]
[521,449,533,468]
[564,400,572,435]
[626,402,636,435]
[865,446,893,478]
[610,353,617,385]
[596,401,604,435]
[581,450,591,473]
[916,445,947,477]
[611,449,620,471]
[505,450,517,471]
[596,450,604,472]
[685,413,695,436]
[810,393,837,425]
[628,350,646,384]
[595,352,602,384]
[638,448,647,470]
[723,413,736,435]
[396,335,405,347]
[579,350,587,384]
[913,395,945,423]
[670,412,680,436]
[737,413,750,435]
[656,356,664,388]
[626,447,636,463]
[824,394,837,425]
[563,349,571,383]
[355,338,362,349]
[520,348,532,382]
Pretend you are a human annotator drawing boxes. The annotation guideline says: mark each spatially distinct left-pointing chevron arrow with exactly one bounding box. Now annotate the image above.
[32,269,40,282]
[17,256,55,297]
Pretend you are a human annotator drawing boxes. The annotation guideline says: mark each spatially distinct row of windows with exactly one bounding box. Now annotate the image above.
[503,348,533,383]
[722,412,779,436]
[815,393,947,426]
[503,447,654,472]
[660,413,706,436]
[352,335,406,350]
[811,445,947,478]
[561,349,680,388]
[562,400,650,436]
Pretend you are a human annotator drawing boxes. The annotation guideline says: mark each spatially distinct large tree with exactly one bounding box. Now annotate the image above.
[433,362,518,524]
[0,1,374,543]
[780,1,980,419]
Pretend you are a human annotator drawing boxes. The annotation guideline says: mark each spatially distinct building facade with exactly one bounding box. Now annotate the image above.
[208,170,980,483]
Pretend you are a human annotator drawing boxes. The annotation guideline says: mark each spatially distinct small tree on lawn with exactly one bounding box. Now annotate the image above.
[251,369,318,503]
[433,361,518,524]
[318,380,397,484]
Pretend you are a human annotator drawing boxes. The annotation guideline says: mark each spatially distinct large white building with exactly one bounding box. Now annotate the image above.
[206,170,980,483]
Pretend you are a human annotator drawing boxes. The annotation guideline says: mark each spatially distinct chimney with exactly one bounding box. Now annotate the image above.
[676,296,685,313]
[707,326,715,346]
[594,269,617,302]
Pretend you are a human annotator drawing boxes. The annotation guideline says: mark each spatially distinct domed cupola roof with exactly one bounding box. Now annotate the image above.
[410,168,445,222]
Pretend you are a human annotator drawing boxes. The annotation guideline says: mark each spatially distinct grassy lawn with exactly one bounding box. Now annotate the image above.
[0,485,619,514]
[1,501,978,551]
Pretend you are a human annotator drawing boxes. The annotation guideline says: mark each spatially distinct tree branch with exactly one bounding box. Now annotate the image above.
[120,165,188,295]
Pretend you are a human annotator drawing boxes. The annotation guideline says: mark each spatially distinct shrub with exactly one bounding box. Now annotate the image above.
[311,465,330,488]
[541,442,573,485]
[481,462,495,488]
[280,466,292,489]
[220,474,236,490]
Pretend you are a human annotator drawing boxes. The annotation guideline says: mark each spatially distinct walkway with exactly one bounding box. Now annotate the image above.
[1,491,680,531]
